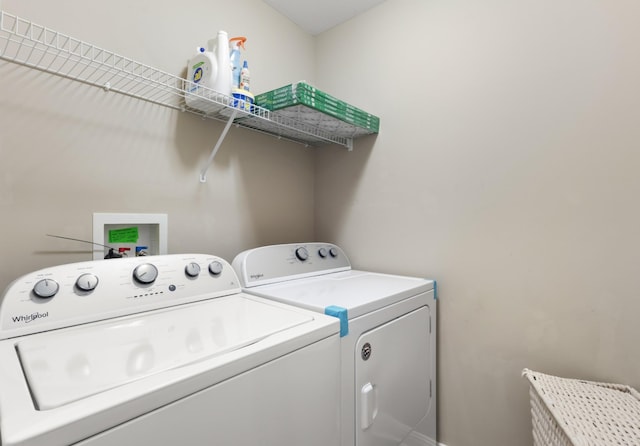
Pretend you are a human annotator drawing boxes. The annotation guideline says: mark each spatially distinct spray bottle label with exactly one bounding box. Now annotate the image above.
[240,60,250,91]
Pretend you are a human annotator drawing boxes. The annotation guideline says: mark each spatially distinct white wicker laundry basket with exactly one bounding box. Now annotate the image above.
[522,369,640,446]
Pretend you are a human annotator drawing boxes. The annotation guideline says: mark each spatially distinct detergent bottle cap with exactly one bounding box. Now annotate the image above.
[230,36,247,50]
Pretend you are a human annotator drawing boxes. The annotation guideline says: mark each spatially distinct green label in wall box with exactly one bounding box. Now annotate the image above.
[108,227,139,243]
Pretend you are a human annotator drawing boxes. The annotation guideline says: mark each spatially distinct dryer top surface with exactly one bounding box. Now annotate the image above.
[245,269,434,319]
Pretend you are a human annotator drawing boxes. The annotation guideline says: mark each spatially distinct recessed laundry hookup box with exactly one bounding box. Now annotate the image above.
[92,213,168,260]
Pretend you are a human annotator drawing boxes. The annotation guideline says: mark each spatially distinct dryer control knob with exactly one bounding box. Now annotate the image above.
[295,247,309,261]
[329,247,338,258]
[185,262,201,278]
[33,278,59,298]
[318,247,328,258]
[76,273,99,292]
[133,263,158,284]
[208,261,223,275]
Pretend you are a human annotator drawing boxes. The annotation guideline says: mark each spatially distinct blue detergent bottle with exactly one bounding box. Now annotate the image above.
[229,36,246,89]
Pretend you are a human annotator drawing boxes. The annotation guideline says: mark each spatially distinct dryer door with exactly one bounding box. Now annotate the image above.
[355,306,431,446]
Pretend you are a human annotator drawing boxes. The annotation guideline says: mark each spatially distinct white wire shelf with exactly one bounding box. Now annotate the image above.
[0,10,356,149]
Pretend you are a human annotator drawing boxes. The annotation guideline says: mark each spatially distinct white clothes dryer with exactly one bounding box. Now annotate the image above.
[232,243,437,446]
[0,254,341,446]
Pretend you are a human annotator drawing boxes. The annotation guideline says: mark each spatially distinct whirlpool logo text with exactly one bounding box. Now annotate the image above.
[11,312,49,324]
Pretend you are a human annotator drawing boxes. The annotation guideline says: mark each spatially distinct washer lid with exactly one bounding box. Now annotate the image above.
[247,270,434,319]
[17,294,312,410]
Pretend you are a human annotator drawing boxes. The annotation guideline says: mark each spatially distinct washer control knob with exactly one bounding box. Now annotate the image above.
[133,263,158,284]
[318,247,328,258]
[185,262,201,278]
[329,247,338,258]
[208,261,223,275]
[295,247,309,261]
[33,279,59,298]
[76,273,99,292]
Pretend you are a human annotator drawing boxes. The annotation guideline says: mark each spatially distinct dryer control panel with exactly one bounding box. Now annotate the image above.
[232,243,351,288]
[0,254,240,339]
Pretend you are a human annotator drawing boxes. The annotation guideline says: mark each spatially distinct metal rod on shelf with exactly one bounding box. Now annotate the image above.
[199,109,238,183]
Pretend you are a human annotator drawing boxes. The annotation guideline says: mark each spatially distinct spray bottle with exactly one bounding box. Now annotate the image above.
[229,36,247,89]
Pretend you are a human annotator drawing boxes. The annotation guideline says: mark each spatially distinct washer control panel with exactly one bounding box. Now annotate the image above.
[0,254,240,339]
[232,243,351,288]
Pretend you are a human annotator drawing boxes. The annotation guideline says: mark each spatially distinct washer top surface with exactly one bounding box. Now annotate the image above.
[18,294,312,410]
[233,243,434,319]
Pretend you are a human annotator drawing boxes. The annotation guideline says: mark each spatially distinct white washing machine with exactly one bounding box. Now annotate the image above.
[232,243,437,446]
[0,253,341,446]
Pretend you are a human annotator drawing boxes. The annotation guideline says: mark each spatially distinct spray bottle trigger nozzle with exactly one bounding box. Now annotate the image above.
[230,36,247,50]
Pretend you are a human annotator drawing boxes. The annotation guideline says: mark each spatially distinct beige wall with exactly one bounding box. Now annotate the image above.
[0,0,317,289]
[315,0,640,445]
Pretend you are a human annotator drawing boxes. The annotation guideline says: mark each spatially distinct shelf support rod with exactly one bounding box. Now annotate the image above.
[199,109,238,183]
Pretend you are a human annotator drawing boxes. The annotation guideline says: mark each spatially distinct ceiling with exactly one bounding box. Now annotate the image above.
[263,0,387,35]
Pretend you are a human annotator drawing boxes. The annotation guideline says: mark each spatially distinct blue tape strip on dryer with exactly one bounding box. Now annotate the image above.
[324,305,348,337]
